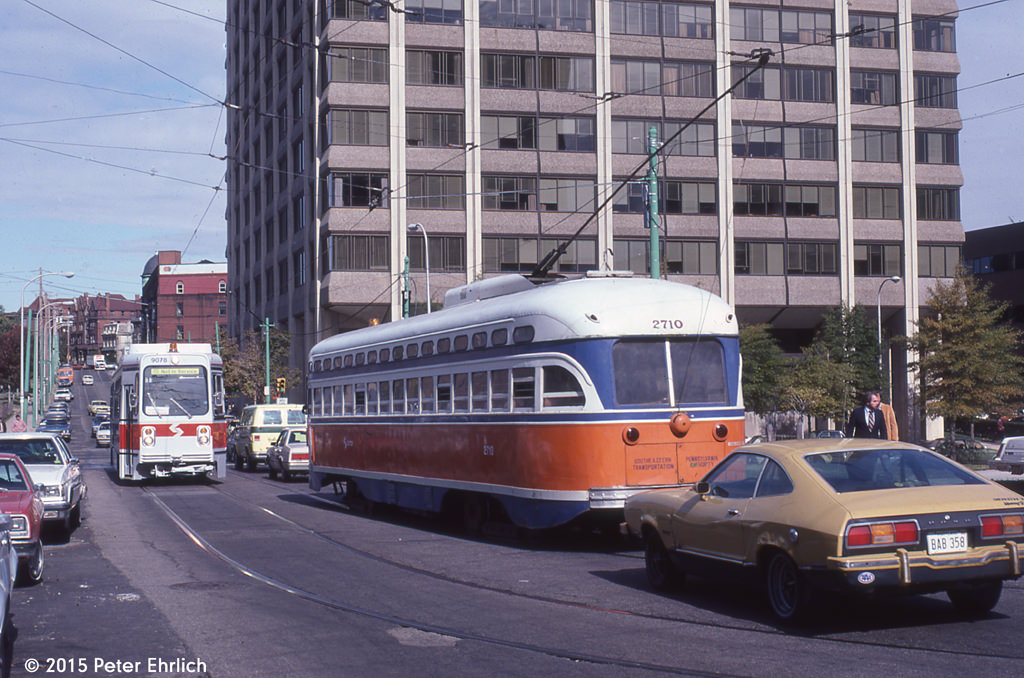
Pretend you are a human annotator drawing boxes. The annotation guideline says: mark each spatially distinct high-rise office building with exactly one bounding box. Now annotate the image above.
[226,1,963,435]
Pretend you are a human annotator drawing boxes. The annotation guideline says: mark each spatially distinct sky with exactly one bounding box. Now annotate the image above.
[1,0,1022,312]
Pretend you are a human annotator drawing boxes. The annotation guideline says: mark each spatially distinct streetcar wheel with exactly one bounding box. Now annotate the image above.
[765,552,809,622]
[461,495,486,535]
[644,532,681,591]
[947,580,1002,615]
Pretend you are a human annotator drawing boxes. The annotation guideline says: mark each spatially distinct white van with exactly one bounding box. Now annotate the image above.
[989,436,1024,475]
[232,403,306,471]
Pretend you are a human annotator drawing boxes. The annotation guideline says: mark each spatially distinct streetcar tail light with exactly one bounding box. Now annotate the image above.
[982,514,1024,537]
[846,520,918,548]
[197,425,211,446]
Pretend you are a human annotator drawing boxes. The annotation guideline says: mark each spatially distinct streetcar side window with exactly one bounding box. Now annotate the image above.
[453,373,469,412]
[333,385,344,416]
[472,332,487,349]
[437,375,452,412]
[491,369,510,411]
[407,343,419,358]
[471,372,489,411]
[367,382,378,415]
[670,340,727,405]
[354,384,366,415]
[454,335,469,352]
[379,381,391,414]
[406,378,420,414]
[491,328,508,346]
[437,337,451,353]
[513,326,535,343]
[312,388,323,417]
[392,379,405,414]
[343,384,354,415]
[542,365,585,408]
[421,341,434,356]
[420,376,435,413]
[512,367,535,411]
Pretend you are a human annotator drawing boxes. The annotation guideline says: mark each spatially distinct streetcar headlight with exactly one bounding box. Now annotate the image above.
[197,425,211,446]
[142,426,156,447]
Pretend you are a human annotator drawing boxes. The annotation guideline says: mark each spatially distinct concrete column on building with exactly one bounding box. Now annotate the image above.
[834,0,855,306]
[594,0,614,271]
[390,14,409,317]
[464,0,483,283]
[714,1,734,305]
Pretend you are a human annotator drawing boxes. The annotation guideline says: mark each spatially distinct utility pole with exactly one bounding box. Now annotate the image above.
[647,126,660,279]
[402,255,411,319]
[263,317,274,404]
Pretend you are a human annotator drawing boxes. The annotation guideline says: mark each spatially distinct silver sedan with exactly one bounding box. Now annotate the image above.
[266,428,309,481]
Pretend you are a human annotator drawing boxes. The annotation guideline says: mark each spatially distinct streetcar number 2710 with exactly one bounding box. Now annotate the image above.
[653,319,685,330]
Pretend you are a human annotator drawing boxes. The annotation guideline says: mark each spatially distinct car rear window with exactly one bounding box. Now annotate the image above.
[804,448,984,492]
[287,410,306,425]
[0,439,65,465]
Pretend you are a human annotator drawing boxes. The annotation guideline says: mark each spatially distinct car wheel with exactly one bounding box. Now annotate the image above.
[765,552,809,622]
[644,532,681,591]
[22,544,44,585]
[234,450,245,471]
[268,463,278,479]
[282,468,292,482]
[246,453,258,472]
[947,580,1002,615]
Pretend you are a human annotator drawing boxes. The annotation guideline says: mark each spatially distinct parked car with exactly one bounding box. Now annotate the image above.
[233,403,307,471]
[35,419,71,442]
[91,413,110,438]
[54,388,73,401]
[0,453,45,584]
[266,428,309,481]
[95,422,111,447]
[625,439,1024,622]
[815,430,846,439]
[87,399,109,416]
[989,436,1024,475]
[81,374,94,386]
[0,433,86,538]
[0,513,20,653]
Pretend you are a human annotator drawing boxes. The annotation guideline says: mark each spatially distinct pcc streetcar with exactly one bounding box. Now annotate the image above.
[110,343,228,481]
[307,272,744,530]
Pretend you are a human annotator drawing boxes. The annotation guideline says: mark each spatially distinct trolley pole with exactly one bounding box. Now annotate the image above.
[647,126,660,279]
[402,255,411,319]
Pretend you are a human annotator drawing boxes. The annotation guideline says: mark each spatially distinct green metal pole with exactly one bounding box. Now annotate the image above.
[648,126,660,280]
[402,255,410,319]
[264,318,274,404]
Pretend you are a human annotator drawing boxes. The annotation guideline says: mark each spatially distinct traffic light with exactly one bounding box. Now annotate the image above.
[276,377,286,395]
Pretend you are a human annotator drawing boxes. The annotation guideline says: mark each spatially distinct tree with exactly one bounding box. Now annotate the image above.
[221,327,301,404]
[0,326,19,391]
[739,324,789,437]
[815,304,881,409]
[784,342,855,437]
[909,268,1024,437]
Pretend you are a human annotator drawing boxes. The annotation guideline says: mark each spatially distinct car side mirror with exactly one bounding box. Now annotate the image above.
[695,481,710,495]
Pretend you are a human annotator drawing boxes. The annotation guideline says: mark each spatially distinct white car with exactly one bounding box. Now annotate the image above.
[82,374,94,386]
[266,428,309,481]
[88,400,109,416]
[0,433,87,538]
[96,422,111,447]
[989,436,1024,475]
[54,388,73,401]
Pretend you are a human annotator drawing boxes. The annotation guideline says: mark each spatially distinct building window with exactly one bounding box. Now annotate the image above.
[849,13,896,49]
[481,115,596,152]
[732,64,833,103]
[407,174,465,210]
[785,242,837,274]
[614,180,716,215]
[735,242,785,275]
[407,50,464,86]
[328,173,389,208]
[732,123,834,160]
[615,240,718,276]
[483,175,536,210]
[609,1,713,39]
[405,0,463,24]
[328,109,387,146]
[175,281,184,294]
[219,301,226,316]
[327,47,387,83]
[733,183,836,217]
[853,186,901,219]
[176,302,183,317]
[408,235,466,272]
[482,54,594,92]
[913,17,956,52]
[731,7,832,45]
[854,244,902,277]
[917,187,960,221]
[539,178,595,211]
[851,128,900,162]
[918,245,961,277]
[176,325,185,340]
[851,71,898,105]
[328,0,387,21]
[294,250,306,287]
[483,237,597,274]
[735,241,837,275]
[916,130,958,164]
[611,119,715,156]
[278,259,289,295]
[480,0,593,32]
[407,111,464,147]
[914,74,957,108]
[610,59,713,97]
[331,234,390,271]
[218,280,227,294]
[481,176,594,212]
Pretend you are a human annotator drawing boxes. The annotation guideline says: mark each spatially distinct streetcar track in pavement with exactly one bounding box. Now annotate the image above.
[141,469,1024,666]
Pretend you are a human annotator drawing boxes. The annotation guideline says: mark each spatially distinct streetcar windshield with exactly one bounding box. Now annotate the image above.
[613,338,727,407]
[142,365,209,417]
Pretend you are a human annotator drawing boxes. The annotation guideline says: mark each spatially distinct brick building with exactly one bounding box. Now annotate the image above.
[67,294,140,365]
[140,251,228,346]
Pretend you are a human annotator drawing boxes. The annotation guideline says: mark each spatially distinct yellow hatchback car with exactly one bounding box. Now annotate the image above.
[624,439,1024,622]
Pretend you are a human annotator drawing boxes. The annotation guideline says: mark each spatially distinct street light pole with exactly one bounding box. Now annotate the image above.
[407,223,431,314]
[20,272,74,420]
[876,274,901,379]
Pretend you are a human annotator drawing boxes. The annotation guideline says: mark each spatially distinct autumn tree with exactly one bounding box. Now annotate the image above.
[739,324,789,437]
[909,268,1024,438]
[220,327,301,404]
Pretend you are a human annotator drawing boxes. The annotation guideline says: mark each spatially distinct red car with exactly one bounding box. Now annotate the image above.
[0,453,44,584]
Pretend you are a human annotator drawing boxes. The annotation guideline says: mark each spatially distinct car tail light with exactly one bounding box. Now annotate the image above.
[846,520,919,548]
[981,514,1024,537]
